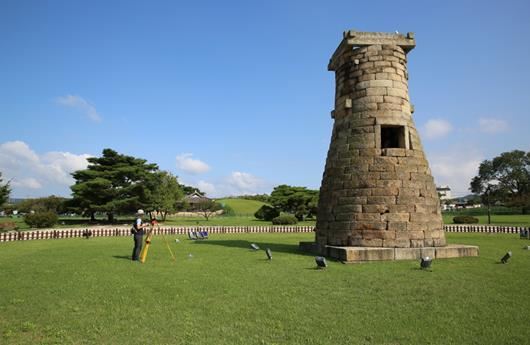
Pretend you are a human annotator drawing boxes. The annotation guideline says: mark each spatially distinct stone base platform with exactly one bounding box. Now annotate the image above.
[299,242,479,263]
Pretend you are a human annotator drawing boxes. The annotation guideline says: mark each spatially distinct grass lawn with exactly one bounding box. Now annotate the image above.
[1,232,529,344]
[443,214,530,227]
[215,198,267,215]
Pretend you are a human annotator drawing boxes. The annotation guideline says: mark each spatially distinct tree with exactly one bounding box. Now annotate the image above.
[254,205,280,221]
[151,172,184,221]
[70,149,159,221]
[0,172,11,207]
[470,150,530,220]
[179,184,203,196]
[195,200,222,221]
[269,185,319,219]
[17,196,67,214]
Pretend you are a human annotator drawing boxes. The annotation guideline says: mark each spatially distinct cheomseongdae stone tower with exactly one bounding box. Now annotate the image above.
[315,30,447,250]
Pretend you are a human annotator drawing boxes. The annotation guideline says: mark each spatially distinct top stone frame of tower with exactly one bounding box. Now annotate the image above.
[328,30,416,71]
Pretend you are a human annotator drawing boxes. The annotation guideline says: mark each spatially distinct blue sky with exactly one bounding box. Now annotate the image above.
[1,0,529,198]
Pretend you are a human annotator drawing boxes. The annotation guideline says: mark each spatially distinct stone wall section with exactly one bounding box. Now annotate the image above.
[316,43,446,248]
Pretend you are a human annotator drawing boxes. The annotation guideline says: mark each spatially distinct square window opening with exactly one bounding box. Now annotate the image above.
[381,125,406,149]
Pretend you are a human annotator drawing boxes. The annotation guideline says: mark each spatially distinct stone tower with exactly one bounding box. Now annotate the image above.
[315,30,446,249]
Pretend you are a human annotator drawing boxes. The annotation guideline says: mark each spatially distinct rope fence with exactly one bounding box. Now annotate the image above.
[1,225,529,243]
[0,226,315,242]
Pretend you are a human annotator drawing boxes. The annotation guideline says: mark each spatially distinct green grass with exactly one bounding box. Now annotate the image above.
[1,233,529,344]
[443,214,530,226]
[216,198,267,215]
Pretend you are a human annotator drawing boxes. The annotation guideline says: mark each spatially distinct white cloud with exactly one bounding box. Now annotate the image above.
[11,178,42,189]
[479,118,509,133]
[0,141,92,197]
[175,153,210,174]
[423,119,453,139]
[197,180,216,196]
[224,171,267,195]
[428,149,483,197]
[184,172,270,198]
[56,95,102,122]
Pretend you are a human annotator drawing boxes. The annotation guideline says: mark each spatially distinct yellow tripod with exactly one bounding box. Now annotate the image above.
[140,222,176,263]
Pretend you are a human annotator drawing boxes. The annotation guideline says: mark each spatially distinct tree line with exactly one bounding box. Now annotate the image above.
[1,148,529,227]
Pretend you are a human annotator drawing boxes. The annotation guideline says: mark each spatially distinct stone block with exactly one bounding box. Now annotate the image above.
[367,196,396,205]
[334,212,357,221]
[360,247,394,260]
[383,239,410,248]
[396,196,424,205]
[356,213,382,221]
[369,163,396,172]
[408,222,428,231]
[382,213,410,222]
[365,87,388,96]
[433,238,447,247]
[358,74,376,82]
[373,60,392,67]
[368,79,394,88]
[410,240,425,248]
[372,187,399,196]
[376,179,402,188]
[392,80,408,90]
[362,230,386,240]
[357,95,384,104]
[378,103,402,111]
[386,87,408,99]
[382,148,407,157]
[408,231,425,240]
[388,204,414,213]
[387,222,408,231]
[381,67,397,74]
[363,204,388,213]
[420,247,435,258]
[359,148,382,156]
[395,248,422,260]
[399,188,420,197]
[435,245,479,259]
[354,238,383,248]
[356,221,387,230]
[335,204,366,213]
[410,213,432,223]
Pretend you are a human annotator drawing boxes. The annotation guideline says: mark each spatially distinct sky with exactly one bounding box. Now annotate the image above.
[1,0,529,199]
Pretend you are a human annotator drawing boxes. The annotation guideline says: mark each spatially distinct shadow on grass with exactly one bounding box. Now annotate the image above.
[192,239,315,257]
[112,255,132,260]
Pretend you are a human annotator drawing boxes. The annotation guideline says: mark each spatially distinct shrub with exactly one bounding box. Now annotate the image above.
[24,211,58,228]
[452,216,479,224]
[221,204,236,217]
[272,214,298,225]
[254,205,280,221]
[0,221,18,232]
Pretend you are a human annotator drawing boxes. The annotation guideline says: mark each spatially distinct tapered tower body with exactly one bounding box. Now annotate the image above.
[315,30,446,249]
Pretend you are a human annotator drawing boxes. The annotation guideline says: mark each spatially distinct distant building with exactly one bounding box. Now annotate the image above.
[183,191,211,210]
[436,185,452,200]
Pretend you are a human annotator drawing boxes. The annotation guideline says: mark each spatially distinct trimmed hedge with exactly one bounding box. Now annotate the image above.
[453,216,479,224]
[24,211,58,228]
[272,214,298,225]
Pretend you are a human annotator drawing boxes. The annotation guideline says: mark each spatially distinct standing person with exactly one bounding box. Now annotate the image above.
[131,209,147,261]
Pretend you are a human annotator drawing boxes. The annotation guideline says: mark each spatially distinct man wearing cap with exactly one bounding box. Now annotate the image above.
[131,209,148,261]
